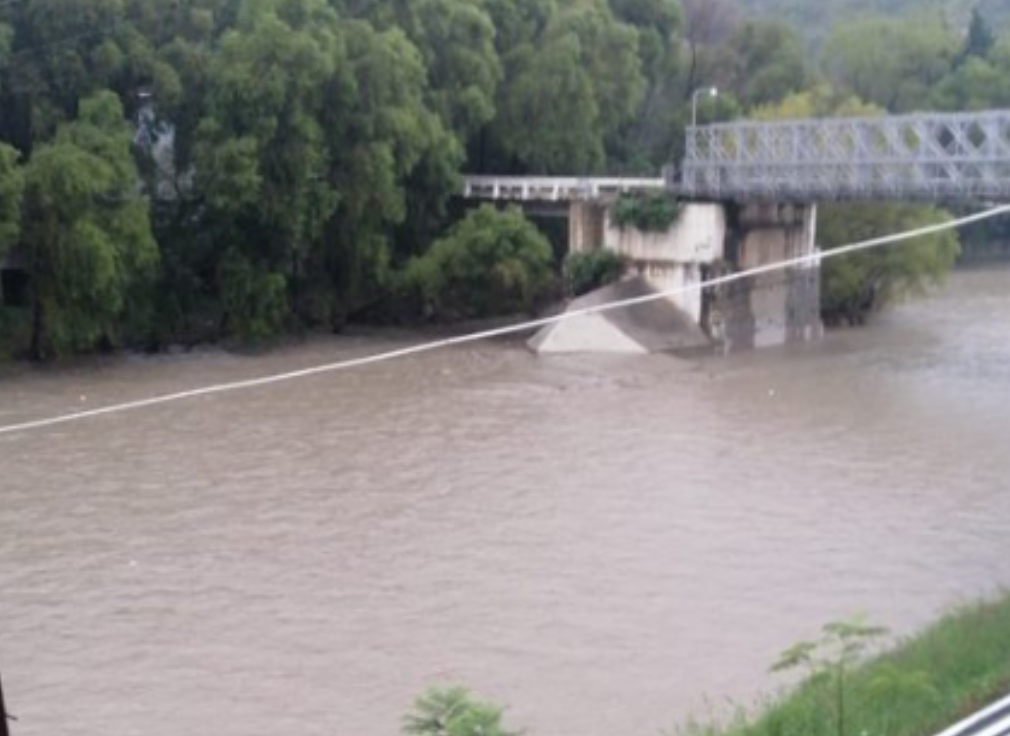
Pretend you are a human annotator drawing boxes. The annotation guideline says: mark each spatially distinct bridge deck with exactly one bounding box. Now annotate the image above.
[680,110,1010,202]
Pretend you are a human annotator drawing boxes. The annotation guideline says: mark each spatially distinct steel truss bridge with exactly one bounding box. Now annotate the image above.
[679,110,1010,202]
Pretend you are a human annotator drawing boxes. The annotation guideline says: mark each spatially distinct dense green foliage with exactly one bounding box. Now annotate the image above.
[0,0,1005,358]
[818,204,961,325]
[564,248,628,297]
[402,204,553,321]
[23,91,158,357]
[683,593,1010,736]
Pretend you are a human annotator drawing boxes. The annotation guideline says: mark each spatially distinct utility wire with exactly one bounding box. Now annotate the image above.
[1,203,1008,439]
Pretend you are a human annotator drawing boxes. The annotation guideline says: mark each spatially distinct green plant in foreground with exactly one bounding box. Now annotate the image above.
[404,686,522,736]
[772,617,889,736]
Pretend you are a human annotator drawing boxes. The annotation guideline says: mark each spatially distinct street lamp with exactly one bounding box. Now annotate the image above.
[691,86,718,128]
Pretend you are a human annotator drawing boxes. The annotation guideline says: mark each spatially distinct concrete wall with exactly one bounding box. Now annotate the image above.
[604,204,726,263]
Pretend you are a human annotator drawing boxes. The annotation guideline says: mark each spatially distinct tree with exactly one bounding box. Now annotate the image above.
[360,0,501,141]
[930,56,1010,111]
[956,6,996,66]
[681,0,738,100]
[818,204,961,326]
[722,20,807,109]
[22,90,158,357]
[0,143,21,264]
[402,204,554,321]
[493,33,604,173]
[608,0,685,169]
[404,686,521,736]
[490,0,644,174]
[751,84,881,120]
[353,0,501,264]
[607,0,680,81]
[313,20,447,324]
[822,14,957,113]
[479,0,557,57]
[191,0,341,338]
[549,0,643,142]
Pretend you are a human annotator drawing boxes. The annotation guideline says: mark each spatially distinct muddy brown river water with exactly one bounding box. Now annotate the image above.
[1,267,1008,736]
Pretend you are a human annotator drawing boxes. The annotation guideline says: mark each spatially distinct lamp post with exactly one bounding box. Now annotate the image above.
[691,86,718,128]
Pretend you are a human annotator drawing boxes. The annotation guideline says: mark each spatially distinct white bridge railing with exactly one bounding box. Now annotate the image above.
[462,175,665,202]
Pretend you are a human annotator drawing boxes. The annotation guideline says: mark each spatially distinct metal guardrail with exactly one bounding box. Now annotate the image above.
[933,692,1010,736]
[461,175,665,202]
[680,110,1010,202]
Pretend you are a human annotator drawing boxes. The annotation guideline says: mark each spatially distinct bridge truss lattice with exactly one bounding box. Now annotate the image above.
[679,110,1010,202]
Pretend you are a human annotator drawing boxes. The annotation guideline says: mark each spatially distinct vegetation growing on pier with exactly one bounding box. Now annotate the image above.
[611,192,681,233]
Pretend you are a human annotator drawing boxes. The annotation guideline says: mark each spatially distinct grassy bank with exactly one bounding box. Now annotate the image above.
[687,593,1010,736]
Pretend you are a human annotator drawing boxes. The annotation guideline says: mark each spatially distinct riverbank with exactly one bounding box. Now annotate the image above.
[686,593,1010,736]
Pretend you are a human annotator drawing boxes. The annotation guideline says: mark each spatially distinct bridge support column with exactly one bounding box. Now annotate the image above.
[707,203,823,351]
[569,201,607,253]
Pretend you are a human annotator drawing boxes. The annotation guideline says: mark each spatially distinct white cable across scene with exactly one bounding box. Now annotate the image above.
[2,203,1009,438]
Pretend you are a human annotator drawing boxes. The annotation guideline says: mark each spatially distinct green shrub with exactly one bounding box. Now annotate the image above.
[402,205,555,321]
[563,249,628,297]
[404,686,521,736]
[819,203,960,325]
[611,192,680,232]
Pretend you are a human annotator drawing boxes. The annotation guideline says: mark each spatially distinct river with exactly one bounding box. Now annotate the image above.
[1,267,1008,736]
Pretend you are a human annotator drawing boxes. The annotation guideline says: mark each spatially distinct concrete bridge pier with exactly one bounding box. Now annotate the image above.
[706,203,823,351]
[569,201,608,253]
